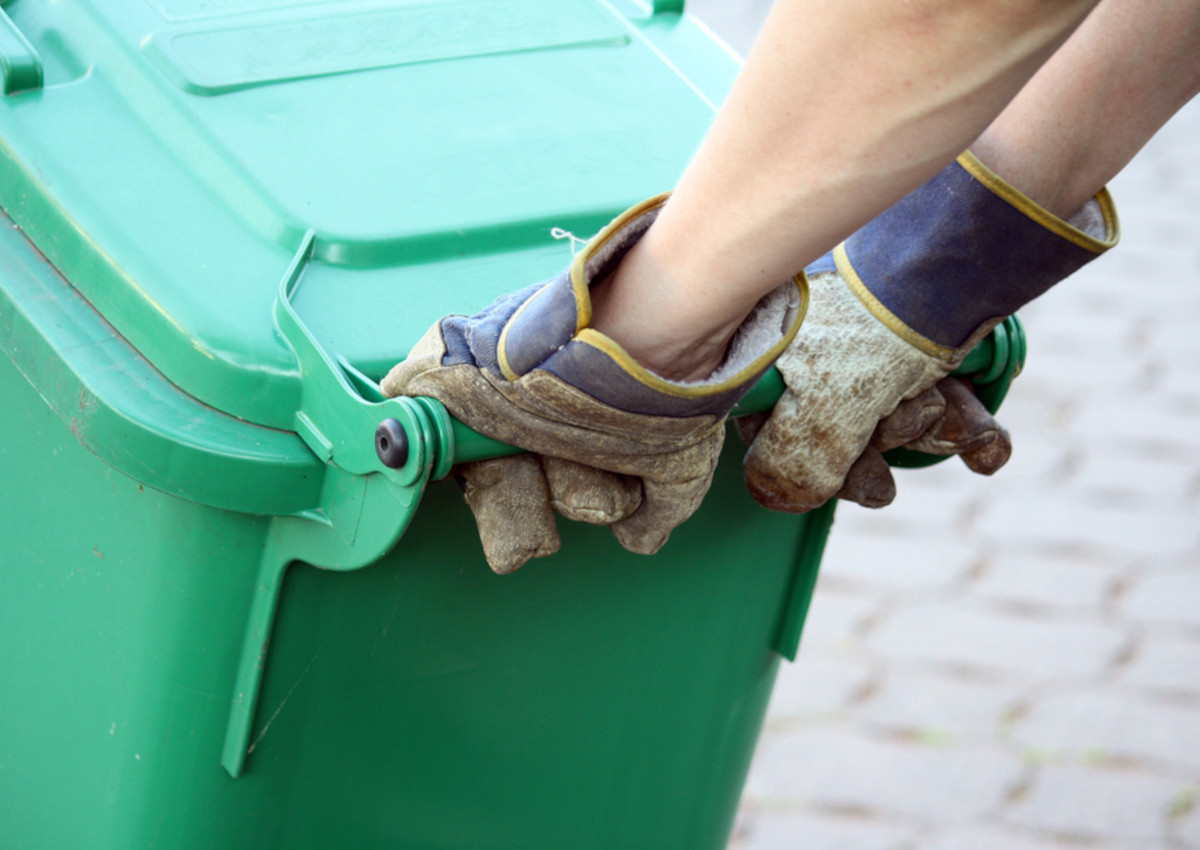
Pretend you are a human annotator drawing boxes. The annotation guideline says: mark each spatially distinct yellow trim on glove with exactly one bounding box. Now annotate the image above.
[568,194,673,334]
[833,244,955,361]
[957,151,1120,251]
[497,282,553,382]
[574,273,808,398]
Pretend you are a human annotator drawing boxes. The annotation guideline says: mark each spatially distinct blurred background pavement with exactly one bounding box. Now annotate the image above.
[681,3,1200,848]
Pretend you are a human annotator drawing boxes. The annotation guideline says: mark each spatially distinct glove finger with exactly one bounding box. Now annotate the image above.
[834,445,897,508]
[380,323,446,398]
[460,456,560,575]
[959,427,1013,475]
[743,389,867,513]
[905,377,1012,474]
[872,386,946,451]
[541,456,642,525]
[611,432,724,554]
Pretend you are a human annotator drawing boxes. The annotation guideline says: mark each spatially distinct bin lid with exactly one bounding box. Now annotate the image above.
[0,0,735,430]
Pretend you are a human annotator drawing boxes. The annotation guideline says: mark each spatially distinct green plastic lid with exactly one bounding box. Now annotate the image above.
[0,0,737,429]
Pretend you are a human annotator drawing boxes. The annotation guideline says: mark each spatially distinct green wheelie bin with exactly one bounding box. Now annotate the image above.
[0,2,1023,848]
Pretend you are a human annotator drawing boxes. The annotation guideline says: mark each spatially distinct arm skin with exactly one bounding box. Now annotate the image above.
[600,0,1200,379]
[591,0,1200,383]
[591,0,1100,380]
[972,0,1200,219]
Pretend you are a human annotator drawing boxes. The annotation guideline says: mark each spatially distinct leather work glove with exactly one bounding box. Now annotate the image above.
[738,374,1014,508]
[382,195,807,573]
[742,151,1119,513]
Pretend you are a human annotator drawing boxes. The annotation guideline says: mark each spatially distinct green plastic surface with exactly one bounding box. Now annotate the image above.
[0,1,1025,846]
[0,6,42,94]
[1,339,829,849]
[0,205,324,516]
[0,3,833,848]
[0,0,738,431]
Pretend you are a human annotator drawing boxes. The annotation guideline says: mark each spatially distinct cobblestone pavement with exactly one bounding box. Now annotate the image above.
[681,3,1200,848]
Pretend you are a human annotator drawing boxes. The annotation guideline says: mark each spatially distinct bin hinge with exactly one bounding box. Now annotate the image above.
[222,229,459,777]
[220,233,1026,776]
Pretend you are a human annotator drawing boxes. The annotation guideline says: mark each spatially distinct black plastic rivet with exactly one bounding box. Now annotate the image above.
[375,418,408,469]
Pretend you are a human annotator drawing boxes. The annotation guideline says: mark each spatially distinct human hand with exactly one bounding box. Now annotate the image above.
[739,153,1116,513]
[738,267,988,512]
[382,196,806,573]
[739,373,1012,510]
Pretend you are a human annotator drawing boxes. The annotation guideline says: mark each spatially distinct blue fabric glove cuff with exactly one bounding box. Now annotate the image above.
[440,195,808,418]
[815,150,1119,355]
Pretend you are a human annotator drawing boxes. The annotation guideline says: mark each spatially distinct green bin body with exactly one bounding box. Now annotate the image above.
[0,2,828,847]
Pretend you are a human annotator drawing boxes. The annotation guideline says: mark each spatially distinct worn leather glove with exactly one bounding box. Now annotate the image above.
[742,151,1118,512]
[382,195,807,572]
[738,374,1013,508]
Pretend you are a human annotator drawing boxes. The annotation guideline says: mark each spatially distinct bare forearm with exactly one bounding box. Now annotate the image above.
[972,0,1200,219]
[592,0,1098,379]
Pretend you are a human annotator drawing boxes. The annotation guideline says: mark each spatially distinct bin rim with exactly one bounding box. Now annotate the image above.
[0,0,740,432]
[0,207,325,516]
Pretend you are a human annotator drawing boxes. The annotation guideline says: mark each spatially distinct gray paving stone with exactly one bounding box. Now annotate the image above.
[866,602,1126,680]
[973,490,1198,557]
[853,668,1018,741]
[921,825,1095,850]
[1120,636,1200,696]
[768,649,873,720]
[1004,764,1183,842]
[974,390,1066,438]
[1005,342,1152,399]
[854,472,984,530]
[1069,397,1200,457]
[827,489,974,544]
[1060,452,1199,507]
[1010,294,1103,345]
[1121,567,1200,629]
[1086,246,1200,311]
[892,448,1079,527]
[729,810,914,850]
[949,416,1074,490]
[972,554,1120,611]
[745,726,1023,823]
[1158,363,1200,408]
[1110,208,1200,256]
[1022,309,1146,358]
[1011,690,1200,771]
[797,587,880,652]
[1118,138,1195,187]
[1118,182,1200,233]
[1178,805,1200,849]
[722,29,1200,850]
[819,531,977,592]
[1148,316,1200,362]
